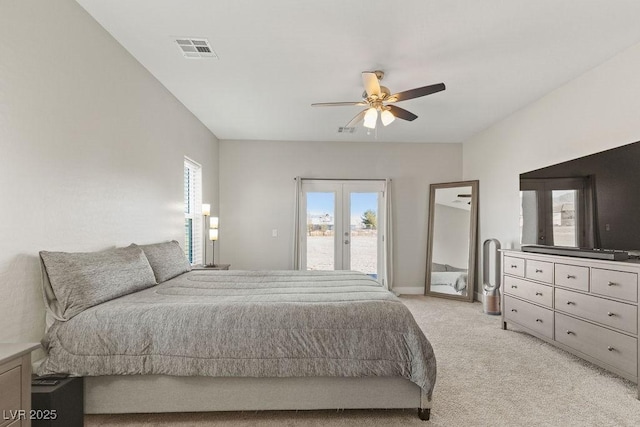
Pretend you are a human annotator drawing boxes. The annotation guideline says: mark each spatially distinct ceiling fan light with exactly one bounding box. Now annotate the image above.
[363,107,378,129]
[381,110,395,126]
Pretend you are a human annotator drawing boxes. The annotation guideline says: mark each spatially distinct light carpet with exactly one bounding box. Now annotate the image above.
[86,295,640,426]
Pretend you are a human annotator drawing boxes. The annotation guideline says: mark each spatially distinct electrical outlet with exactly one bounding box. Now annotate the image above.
[272,229,278,238]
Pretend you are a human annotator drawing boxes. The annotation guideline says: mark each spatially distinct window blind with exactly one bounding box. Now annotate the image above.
[184,158,203,265]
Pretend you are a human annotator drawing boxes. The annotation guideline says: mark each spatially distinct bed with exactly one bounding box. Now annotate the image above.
[430,262,468,294]
[37,242,436,420]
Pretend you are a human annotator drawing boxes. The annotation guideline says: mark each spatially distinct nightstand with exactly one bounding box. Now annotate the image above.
[0,343,40,427]
[31,377,83,427]
[192,264,230,271]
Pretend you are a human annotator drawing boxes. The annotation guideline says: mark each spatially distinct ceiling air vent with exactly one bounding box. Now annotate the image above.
[338,126,356,134]
[175,38,218,59]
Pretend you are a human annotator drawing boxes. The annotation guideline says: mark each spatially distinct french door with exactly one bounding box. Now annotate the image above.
[299,180,385,279]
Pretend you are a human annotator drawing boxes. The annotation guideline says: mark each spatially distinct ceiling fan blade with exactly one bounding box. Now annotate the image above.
[362,72,381,98]
[388,83,445,103]
[345,109,367,127]
[311,101,368,107]
[388,105,418,121]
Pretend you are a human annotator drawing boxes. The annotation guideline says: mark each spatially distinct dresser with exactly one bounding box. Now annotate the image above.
[501,250,640,398]
[0,343,41,427]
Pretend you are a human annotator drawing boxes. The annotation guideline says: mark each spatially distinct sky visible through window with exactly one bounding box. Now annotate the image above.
[307,192,378,225]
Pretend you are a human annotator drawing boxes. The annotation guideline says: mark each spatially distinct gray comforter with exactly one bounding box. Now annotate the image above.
[38,270,436,398]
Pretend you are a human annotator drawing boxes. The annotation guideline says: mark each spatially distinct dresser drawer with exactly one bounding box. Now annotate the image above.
[504,256,525,277]
[555,288,637,334]
[503,276,552,308]
[525,260,553,284]
[0,366,22,424]
[554,263,589,291]
[555,313,637,377]
[591,268,638,302]
[504,295,553,339]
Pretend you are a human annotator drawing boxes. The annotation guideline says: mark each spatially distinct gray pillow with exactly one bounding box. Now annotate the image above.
[133,240,191,283]
[445,264,468,272]
[40,246,157,320]
[431,262,447,272]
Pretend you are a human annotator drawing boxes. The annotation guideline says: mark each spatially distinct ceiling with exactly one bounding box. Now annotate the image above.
[435,186,472,211]
[76,0,640,143]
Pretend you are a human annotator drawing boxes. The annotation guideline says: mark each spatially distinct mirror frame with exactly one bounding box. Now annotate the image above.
[424,180,479,302]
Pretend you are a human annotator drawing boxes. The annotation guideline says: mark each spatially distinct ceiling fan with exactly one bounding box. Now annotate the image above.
[311,71,445,129]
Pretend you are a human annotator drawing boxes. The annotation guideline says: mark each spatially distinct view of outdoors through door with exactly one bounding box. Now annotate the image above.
[305,192,335,270]
[349,192,378,277]
[303,182,382,279]
[551,189,577,247]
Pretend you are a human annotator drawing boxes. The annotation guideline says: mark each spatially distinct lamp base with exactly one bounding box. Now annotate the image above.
[203,263,217,268]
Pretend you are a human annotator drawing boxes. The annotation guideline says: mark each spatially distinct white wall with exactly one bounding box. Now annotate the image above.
[219,139,462,291]
[432,204,470,269]
[0,0,218,344]
[463,41,640,278]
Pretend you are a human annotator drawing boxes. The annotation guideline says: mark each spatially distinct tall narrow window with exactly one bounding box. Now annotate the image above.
[184,158,202,265]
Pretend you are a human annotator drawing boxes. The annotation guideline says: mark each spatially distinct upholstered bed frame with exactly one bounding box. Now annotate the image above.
[83,375,432,419]
[37,243,434,420]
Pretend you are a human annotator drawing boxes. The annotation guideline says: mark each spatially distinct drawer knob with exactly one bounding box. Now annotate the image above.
[535,269,543,273]
[566,330,574,335]
[566,274,576,279]
[511,265,518,268]
[607,281,616,287]
[535,319,543,323]
[566,301,575,305]
[607,346,615,352]
[607,312,615,317]
[511,309,517,313]
[535,292,543,296]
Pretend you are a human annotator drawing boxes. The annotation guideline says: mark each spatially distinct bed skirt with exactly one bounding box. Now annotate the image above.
[84,375,430,414]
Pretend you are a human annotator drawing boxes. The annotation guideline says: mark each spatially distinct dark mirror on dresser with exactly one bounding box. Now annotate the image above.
[425,180,479,302]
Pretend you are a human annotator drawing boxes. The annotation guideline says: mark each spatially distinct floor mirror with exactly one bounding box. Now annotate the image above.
[425,180,479,302]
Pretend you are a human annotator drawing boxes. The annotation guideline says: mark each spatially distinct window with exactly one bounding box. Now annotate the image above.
[184,158,202,264]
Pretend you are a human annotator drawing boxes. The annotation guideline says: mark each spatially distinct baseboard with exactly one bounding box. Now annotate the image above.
[393,287,424,295]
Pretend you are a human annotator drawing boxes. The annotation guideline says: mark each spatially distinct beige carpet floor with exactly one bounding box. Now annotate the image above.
[86,296,640,426]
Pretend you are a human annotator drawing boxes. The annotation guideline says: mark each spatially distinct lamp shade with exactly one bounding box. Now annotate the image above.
[209,228,219,241]
[363,107,378,129]
[381,109,395,126]
[210,216,219,229]
[202,204,211,216]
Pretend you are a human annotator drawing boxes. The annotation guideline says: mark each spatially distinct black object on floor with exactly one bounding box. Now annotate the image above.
[418,408,431,421]
[31,376,84,427]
